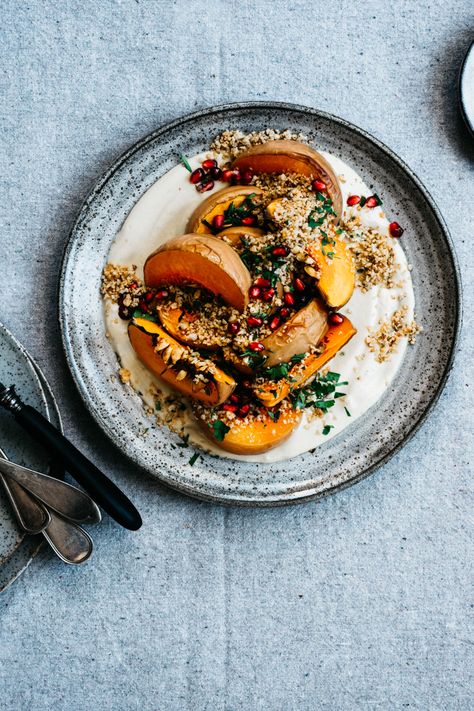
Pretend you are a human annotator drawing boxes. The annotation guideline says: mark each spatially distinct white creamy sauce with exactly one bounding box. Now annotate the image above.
[104,150,415,463]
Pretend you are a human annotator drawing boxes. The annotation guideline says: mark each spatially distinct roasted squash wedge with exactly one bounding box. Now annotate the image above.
[187,186,264,234]
[197,403,302,455]
[128,317,235,406]
[255,315,356,407]
[306,235,355,309]
[232,140,342,220]
[143,234,251,312]
[157,305,221,350]
[262,298,329,367]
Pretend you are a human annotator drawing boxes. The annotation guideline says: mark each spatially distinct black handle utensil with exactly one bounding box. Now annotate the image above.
[0,383,142,531]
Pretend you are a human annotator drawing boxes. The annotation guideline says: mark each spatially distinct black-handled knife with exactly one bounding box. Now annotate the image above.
[0,383,142,531]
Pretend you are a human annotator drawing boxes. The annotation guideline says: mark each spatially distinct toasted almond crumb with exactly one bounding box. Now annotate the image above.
[366,307,422,362]
[118,368,131,384]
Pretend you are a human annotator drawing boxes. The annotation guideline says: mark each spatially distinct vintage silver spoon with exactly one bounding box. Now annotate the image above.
[0,457,101,525]
[0,469,51,534]
[0,447,94,564]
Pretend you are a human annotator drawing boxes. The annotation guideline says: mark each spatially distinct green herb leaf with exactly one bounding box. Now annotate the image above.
[344,406,351,417]
[132,310,157,322]
[290,353,307,364]
[155,401,161,411]
[180,154,192,173]
[323,371,340,383]
[188,452,200,466]
[322,425,334,435]
[268,410,281,422]
[263,362,290,381]
[359,196,367,207]
[212,420,230,442]
[177,433,190,448]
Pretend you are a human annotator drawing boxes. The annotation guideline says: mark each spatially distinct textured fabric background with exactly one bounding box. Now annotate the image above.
[0,2,473,710]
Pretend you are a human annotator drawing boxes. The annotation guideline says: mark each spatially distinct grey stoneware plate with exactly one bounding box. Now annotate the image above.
[60,102,461,506]
[0,323,62,591]
[459,40,474,136]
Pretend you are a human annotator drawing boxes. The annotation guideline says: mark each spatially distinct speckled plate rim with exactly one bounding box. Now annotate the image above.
[0,327,63,592]
[59,101,462,507]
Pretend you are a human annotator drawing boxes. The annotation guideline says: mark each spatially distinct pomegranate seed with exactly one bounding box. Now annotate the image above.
[221,169,235,182]
[247,316,263,328]
[138,301,148,312]
[230,394,239,404]
[272,246,288,257]
[155,289,169,300]
[129,282,137,290]
[118,305,130,320]
[389,221,404,238]
[249,286,261,299]
[262,288,275,302]
[241,169,254,185]
[223,403,238,413]
[197,180,214,192]
[144,291,154,302]
[294,277,305,292]
[202,158,218,170]
[254,277,271,287]
[280,307,290,318]
[284,292,295,306]
[238,404,251,417]
[190,168,204,184]
[312,178,327,192]
[227,322,239,335]
[229,169,241,185]
[249,341,264,352]
[212,214,225,230]
[241,215,255,226]
[269,316,280,330]
[365,195,379,208]
[329,312,344,325]
[210,166,222,180]
[347,195,361,206]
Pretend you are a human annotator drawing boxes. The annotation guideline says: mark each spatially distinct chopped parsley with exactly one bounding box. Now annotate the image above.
[290,353,307,364]
[212,420,230,442]
[177,433,189,448]
[180,154,192,173]
[344,406,351,417]
[132,309,158,322]
[322,424,334,435]
[289,371,348,413]
[188,451,200,466]
[321,233,336,259]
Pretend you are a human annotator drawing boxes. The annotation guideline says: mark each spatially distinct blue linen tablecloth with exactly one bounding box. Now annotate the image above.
[0,1,472,709]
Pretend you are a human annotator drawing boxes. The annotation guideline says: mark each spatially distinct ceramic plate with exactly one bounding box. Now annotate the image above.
[59,103,461,506]
[0,324,62,591]
[459,41,474,135]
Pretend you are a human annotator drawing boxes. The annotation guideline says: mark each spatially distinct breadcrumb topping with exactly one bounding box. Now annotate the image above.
[366,306,422,362]
[210,129,308,161]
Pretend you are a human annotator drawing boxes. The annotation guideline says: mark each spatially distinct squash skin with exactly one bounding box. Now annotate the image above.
[197,404,302,455]
[143,233,251,312]
[186,186,264,234]
[262,298,329,367]
[255,315,356,407]
[128,318,235,406]
[306,235,355,309]
[232,140,343,220]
